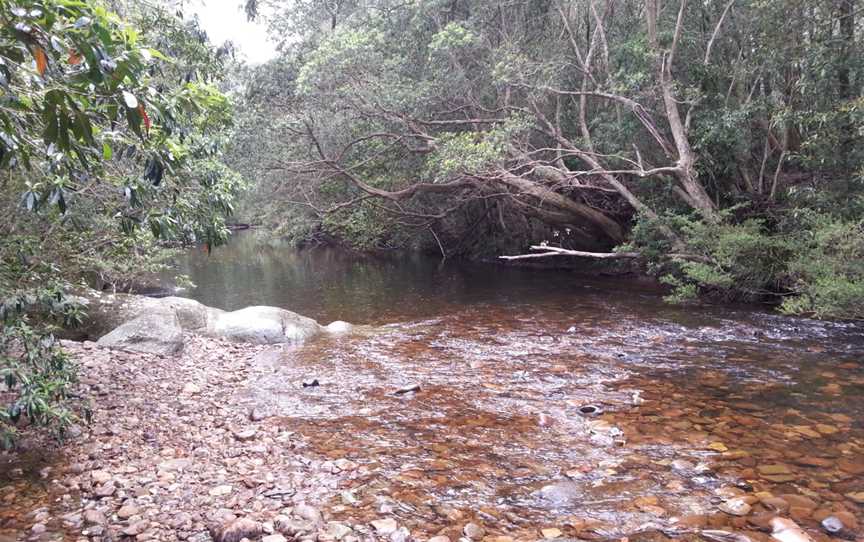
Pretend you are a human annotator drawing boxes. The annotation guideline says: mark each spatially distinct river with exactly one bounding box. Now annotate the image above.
[165,233,864,540]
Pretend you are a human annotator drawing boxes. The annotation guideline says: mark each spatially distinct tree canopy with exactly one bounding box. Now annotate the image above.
[232,0,863,320]
[0,0,243,446]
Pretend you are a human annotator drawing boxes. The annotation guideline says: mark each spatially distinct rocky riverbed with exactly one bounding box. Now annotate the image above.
[1,319,862,542]
[0,336,371,542]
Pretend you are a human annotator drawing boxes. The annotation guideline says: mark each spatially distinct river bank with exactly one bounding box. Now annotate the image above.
[0,336,359,542]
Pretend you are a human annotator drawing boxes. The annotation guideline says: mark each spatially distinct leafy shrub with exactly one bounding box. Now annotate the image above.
[0,285,88,449]
[630,207,864,319]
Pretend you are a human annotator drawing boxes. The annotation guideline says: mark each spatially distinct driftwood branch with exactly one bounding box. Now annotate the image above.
[500,245,641,261]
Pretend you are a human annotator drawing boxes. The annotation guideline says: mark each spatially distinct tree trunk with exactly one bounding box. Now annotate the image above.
[495,173,625,243]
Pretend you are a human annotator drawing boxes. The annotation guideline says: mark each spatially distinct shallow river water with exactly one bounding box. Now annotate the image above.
[170,234,864,540]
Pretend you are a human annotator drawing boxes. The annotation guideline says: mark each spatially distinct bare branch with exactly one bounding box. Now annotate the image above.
[704,0,736,66]
[500,245,640,260]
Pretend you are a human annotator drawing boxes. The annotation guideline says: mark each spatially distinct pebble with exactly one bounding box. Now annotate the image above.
[325,522,353,540]
[294,503,322,524]
[371,518,398,535]
[83,509,106,525]
[182,383,201,394]
[208,485,233,497]
[263,535,288,542]
[770,518,814,542]
[394,384,421,395]
[541,528,562,539]
[820,516,843,534]
[117,504,140,519]
[390,527,410,542]
[94,482,116,497]
[462,522,485,540]
[719,498,752,516]
[123,520,150,536]
[233,428,258,441]
[90,470,112,484]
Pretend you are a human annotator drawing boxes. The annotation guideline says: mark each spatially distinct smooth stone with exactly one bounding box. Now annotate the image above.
[233,429,258,441]
[263,536,288,542]
[91,470,112,484]
[845,491,864,504]
[117,504,140,519]
[395,384,421,395]
[541,528,563,539]
[820,516,843,534]
[123,520,150,536]
[83,510,107,525]
[293,503,322,524]
[371,519,398,535]
[390,527,410,542]
[182,383,201,394]
[462,523,485,540]
[94,482,116,497]
[211,518,263,542]
[538,482,581,504]
[770,518,814,542]
[326,321,353,334]
[719,498,752,516]
[208,485,233,497]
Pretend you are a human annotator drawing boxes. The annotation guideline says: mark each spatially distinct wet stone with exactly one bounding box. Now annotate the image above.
[462,523,485,540]
[371,518,398,535]
[719,499,752,517]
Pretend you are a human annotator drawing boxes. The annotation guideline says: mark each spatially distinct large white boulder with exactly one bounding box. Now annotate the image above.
[97,309,184,356]
[75,290,340,353]
[210,306,322,344]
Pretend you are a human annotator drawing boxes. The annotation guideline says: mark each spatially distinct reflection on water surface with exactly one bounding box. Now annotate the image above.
[174,233,864,538]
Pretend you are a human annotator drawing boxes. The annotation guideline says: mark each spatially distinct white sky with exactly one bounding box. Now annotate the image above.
[187,0,277,64]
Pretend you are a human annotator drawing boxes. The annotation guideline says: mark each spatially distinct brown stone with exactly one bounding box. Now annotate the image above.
[761,497,790,513]
[674,515,707,528]
[789,506,813,521]
[781,494,818,509]
[759,464,793,476]
[837,457,864,475]
[832,511,858,530]
[793,456,834,468]
[811,509,833,522]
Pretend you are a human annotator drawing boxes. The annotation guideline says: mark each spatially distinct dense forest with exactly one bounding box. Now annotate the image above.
[1,0,863,444]
[232,0,864,320]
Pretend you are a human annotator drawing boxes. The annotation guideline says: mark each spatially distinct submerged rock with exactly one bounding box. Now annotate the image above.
[770,518,814,542]
[537,481,581,505]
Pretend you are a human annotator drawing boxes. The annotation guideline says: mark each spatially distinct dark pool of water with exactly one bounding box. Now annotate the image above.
[168,232,864,539]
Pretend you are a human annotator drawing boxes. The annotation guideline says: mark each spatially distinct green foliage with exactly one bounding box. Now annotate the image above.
[233,0,864,319]
[0,0,245,445]
[630,204,864,319]
[0,280,86,449]
[780,211,864,320]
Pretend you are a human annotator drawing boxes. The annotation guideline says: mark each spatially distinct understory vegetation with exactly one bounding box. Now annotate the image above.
[0,0,243,445]
[232,0,863,320]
